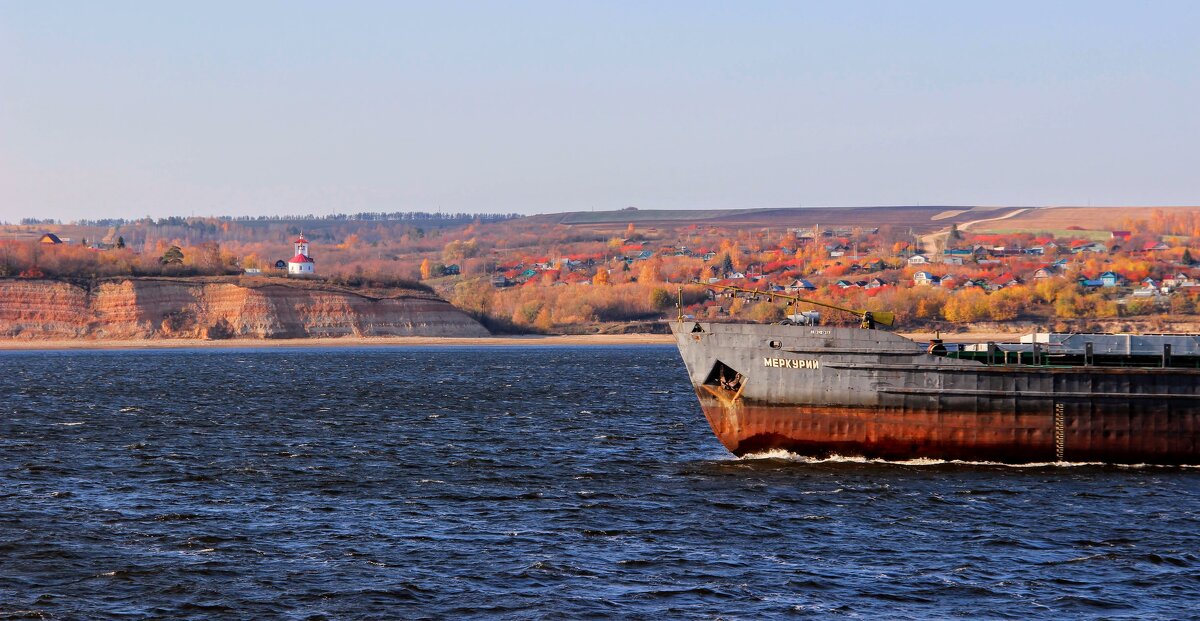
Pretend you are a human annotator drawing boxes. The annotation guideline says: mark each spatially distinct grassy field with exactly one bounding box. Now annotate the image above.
[550,205,1021,230]
[996,206,1199,231]
[973,227,1112,240]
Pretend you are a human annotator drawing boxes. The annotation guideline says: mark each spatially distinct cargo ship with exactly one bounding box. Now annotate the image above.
[671,288,1200,465]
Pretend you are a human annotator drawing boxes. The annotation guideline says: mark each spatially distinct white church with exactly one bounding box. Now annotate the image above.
[287,234,315,275]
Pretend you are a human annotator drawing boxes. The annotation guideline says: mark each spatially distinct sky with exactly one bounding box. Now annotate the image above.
[1,1,1198,222]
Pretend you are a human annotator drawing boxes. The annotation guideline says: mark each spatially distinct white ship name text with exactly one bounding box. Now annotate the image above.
[763,357,820,369]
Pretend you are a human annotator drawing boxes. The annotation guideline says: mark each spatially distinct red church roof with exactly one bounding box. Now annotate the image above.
[293,235,309,244]
[289,254,314,264]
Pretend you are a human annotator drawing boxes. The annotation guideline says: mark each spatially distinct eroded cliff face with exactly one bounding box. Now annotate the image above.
[0,278,489,339]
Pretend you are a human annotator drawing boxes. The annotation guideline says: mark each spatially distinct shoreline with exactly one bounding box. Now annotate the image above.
[0,333,677,351]
[0,330,1038,351]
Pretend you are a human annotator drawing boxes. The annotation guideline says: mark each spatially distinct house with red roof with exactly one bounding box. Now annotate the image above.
[989,272,1020,290]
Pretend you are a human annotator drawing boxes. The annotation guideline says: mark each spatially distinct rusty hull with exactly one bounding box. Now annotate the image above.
[697,400,1197,464]
[672,322,1200,465]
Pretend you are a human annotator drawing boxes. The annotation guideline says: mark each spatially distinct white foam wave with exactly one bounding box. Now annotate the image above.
[56,422,84,426]
[737,450,1199,469]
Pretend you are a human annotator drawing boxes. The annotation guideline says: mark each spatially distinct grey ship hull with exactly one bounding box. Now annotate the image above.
[671,321,1200,464]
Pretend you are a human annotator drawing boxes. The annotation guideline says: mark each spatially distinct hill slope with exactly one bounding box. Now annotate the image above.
[535,205,1023,232]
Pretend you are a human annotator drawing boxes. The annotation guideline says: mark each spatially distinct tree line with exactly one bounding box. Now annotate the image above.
[75,211,521,227]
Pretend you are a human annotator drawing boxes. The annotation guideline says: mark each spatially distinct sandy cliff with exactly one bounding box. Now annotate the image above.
[0,278,489,340]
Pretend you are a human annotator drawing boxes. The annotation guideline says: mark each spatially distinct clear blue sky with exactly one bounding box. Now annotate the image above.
[1,1,1197,221]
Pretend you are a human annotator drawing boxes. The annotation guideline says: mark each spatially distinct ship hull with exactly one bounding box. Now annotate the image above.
[672,321,1200,465]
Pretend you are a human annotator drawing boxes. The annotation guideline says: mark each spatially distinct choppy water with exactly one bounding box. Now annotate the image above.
[1,346,1198,619]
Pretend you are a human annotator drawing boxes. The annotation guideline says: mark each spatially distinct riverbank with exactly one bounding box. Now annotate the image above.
[0,333,678,350]
[0,330,1050,351]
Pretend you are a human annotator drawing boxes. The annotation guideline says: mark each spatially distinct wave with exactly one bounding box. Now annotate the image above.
[737,449,1200,469]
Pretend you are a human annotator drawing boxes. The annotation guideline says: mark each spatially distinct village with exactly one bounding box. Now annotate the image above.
[4,207,1200,333]
[445,215,1200,332]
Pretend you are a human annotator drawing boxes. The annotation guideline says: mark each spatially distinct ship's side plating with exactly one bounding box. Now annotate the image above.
[671,321,1200,464]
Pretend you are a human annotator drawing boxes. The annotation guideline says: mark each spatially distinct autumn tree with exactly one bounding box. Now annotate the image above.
[1033,278,1070,304]
[450,277,494,316]
[1053,289,1083,319]
[1053,290,1118,319]
[915,298,936,319]
[419,258,433,280]
[649,287,673,310]
[1124,298,1158,316]
[442,238,479,265]
[161,246,184,265]
[593,268,609,285]
[534,307,555,332]
[988,286,1031,321]
[639,258,663,283]
[512,300,541,326]
[748,301,784,322]
[942,288,990,323]
[197,241,225,273]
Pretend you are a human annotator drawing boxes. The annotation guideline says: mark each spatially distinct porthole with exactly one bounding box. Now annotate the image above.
[769,340,782,349]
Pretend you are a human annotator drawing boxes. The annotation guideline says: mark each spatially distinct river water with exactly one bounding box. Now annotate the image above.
[1,346,1197,619]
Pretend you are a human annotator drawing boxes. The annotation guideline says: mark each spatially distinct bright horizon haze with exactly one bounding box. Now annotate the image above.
[1,1,1197,222]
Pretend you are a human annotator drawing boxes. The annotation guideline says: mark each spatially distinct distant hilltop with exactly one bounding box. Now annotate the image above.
[533,205,1200,233]
[537,205,1009,229]
[9,205,1199,237]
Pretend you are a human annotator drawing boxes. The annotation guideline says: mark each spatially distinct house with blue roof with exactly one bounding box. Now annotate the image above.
[1100,271,1124,288]
[785,279,817,292]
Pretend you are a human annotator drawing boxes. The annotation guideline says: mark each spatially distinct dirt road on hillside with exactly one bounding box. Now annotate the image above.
[920,207,1031,254]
